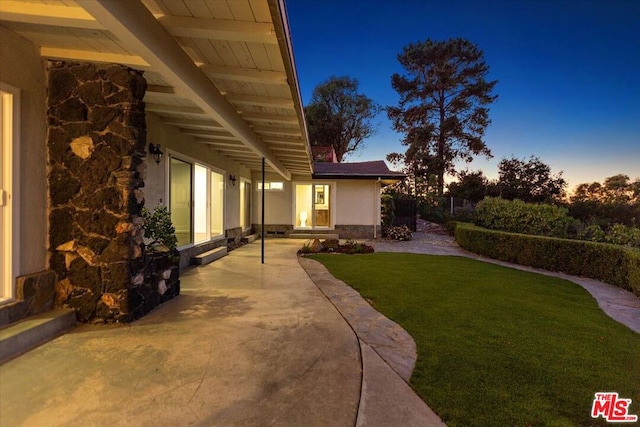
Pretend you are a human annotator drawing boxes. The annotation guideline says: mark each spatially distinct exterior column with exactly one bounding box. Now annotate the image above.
[46,61,168,323]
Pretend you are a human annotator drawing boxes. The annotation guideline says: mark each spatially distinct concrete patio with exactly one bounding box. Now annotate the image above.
[1,241,362,426]
[0,239,443,426]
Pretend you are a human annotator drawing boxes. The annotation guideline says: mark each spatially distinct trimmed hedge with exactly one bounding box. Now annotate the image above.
[455,223,640,297]
[475,197,574,238]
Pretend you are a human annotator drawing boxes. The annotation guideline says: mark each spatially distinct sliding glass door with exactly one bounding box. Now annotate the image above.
[0,86,16,303]
[169,155,225,248]
[169,157,192,247]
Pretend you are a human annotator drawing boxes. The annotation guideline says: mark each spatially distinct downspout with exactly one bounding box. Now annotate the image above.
[374,178,381,239]
[262,158,265,264]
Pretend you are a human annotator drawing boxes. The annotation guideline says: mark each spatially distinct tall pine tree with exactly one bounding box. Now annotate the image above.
[387,38,498,196]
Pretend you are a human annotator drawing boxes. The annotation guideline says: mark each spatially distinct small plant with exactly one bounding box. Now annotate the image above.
[297,239,374,255]
[141,206,178,253]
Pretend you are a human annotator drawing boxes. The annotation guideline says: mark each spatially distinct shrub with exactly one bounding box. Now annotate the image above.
[455,223,640,297]
[141,206,178,253]
[576,223,640,249]
[605,224,640,248]
[475,197,574,238]
[383,225,413,241]
[577,224,606,242]
[381,194,395,227]
[444,221,459,236]
[297,239,374,255]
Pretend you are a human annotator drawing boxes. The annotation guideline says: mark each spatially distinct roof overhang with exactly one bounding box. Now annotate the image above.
[311,174,406,186]
[0,0,313,178]
[312,161,406,185]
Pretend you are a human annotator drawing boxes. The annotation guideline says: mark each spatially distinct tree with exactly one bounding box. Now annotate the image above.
[573,174,639,204]
[570,174,640,227]
[304,76,380,162]
[446,170,488,203]
[387,38,498,196]
[496,156,566,203]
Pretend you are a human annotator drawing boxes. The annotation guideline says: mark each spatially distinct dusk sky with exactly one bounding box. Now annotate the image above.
[285,0,640,192]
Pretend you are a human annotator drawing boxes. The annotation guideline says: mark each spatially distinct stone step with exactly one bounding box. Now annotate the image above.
[0,308,76,364]
[242,234,257,244]
[191,246,227,266]
[289,233,340,240]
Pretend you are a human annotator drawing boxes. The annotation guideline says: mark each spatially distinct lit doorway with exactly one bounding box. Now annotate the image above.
[294,183,332,229]
[1,85,18,304]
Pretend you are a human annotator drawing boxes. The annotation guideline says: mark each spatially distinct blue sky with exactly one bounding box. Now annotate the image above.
[285,0,640,191]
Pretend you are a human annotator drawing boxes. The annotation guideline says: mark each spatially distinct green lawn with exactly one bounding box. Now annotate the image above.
[309,253,640,427]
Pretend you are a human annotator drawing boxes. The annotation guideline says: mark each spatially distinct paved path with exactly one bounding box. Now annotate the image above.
[367,230,640,335]
[299,257,446,427]
[1,241,362,427]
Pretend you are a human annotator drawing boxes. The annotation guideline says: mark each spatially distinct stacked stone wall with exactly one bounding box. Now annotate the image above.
[46,61,178,323]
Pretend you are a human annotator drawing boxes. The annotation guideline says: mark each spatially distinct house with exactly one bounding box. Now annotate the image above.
[0,0,404,325]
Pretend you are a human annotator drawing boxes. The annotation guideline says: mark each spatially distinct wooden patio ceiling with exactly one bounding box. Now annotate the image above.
[0,0,312,178]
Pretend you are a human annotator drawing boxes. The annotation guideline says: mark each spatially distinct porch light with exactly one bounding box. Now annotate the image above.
[148,143,163,165]
[229,174,237,186]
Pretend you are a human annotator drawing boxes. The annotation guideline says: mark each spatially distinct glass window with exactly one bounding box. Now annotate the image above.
[314,184,330,227]
[194,164,208,243]
[169,157,192,247]
[1,86,17,303]
[240,180,251,230]
[257,181,284,191]
[210,170,224,237]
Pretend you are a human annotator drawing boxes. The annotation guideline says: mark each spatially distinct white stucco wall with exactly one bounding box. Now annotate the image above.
[251,171,293,224]
[251,173,382,228]
[335,180,381,225]
[144,112,251,233]
[0,26,47,275]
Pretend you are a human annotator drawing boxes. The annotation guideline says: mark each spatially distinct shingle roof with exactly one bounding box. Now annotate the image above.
[312,161,406,181]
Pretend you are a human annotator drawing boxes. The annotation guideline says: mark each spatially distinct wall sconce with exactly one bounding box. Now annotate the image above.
[229,174,237,186]
[148,143,163,165]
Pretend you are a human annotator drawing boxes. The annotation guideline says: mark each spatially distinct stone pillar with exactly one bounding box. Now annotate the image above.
[46,61,148,322]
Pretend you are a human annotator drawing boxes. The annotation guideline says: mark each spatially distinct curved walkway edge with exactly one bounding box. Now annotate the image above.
[298,256,447,427]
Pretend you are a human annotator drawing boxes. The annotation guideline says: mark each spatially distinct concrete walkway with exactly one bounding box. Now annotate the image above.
[1,240,362,427]
[299,257,446,427]
[367,230,640,335]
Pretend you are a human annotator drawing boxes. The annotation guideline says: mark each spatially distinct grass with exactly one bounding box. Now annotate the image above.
[309,253,640,427]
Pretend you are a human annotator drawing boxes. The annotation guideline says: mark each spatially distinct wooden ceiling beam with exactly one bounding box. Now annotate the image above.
[0,1,101,29]
[240,113,298,123]
[160,118,222,129]
[252,126,301,136]
[225,93,294,108]
[158,15,277,44]
[199,63,287,84]
[40,47,150,69]
[180,129,234,138]
[145,103,204,115]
